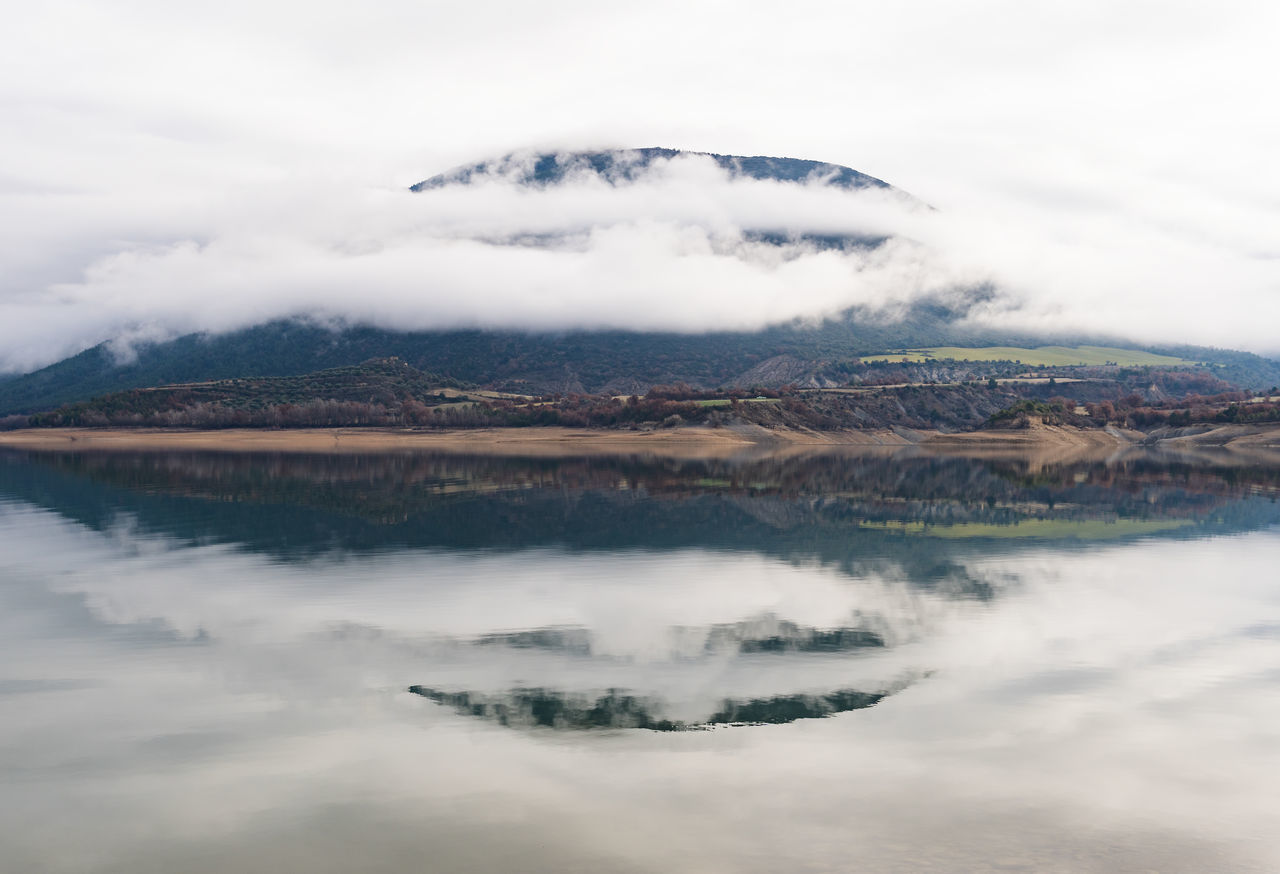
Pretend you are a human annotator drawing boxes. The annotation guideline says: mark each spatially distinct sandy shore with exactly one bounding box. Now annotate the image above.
[0,425,794,459]
[0,423,1104,459]
[0,425,932,460]
[2,422,1277,464]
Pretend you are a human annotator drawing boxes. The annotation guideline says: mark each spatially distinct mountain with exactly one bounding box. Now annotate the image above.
[2,148,1278,417]
[410,147,896,193]
[413,147,911,251]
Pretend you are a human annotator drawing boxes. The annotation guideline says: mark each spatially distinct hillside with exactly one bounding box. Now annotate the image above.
[0,301,994,416]
[21,358,468,428]
[15,349,1280,436]
[4,310,1279,419]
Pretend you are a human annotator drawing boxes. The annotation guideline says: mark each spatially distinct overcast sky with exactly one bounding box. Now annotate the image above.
[3,0,1278,372]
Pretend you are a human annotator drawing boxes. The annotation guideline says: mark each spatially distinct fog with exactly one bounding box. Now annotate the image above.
[2,0,1277,373]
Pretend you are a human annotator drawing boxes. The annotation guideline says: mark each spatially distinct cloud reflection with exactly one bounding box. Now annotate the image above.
[1,489,1279,870]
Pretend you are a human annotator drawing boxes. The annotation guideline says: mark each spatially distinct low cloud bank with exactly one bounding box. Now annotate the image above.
[1,151,1277,373]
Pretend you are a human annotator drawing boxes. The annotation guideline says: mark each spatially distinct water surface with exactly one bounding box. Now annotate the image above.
[2,448,1278,872]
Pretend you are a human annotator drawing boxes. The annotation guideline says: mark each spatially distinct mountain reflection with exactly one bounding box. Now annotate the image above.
[474,618,886,655]
[422,613,898,731]
[408,685,890,731]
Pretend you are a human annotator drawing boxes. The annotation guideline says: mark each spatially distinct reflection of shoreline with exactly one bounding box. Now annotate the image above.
[12,444,1280,507]
[4,423,1280,466]
[4,446,1279,573]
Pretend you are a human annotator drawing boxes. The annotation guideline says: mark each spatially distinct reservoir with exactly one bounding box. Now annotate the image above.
[2,447,1278,872]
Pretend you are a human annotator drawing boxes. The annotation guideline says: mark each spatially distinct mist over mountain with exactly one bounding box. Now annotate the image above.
[0,147,963,376]
[0,149,948,412]
[409,148,912,253]
[5,2,1278,386]
[3,148,1277,416]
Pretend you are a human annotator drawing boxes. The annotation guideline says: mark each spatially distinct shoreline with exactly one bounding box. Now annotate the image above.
[0,425,906,459]
[1,423,1278,463]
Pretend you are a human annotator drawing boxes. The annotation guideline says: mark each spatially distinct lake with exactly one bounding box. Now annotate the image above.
[2,446,1278,872]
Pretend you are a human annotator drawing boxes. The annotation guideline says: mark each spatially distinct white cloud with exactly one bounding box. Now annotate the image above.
[1,0,1277,372]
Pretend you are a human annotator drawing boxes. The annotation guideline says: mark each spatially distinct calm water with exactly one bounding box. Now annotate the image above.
[2,448,1279,872]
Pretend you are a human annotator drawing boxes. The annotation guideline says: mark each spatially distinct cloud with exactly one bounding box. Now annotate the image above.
[0,0,1277,373]
[0,158,985,370]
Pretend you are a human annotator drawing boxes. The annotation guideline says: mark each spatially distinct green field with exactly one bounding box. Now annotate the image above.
[693,398,782,407]
[859,518,1191,540]
[859,346,1198,367]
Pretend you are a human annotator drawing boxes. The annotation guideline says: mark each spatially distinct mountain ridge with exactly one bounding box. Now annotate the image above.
[410,147,897,193]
